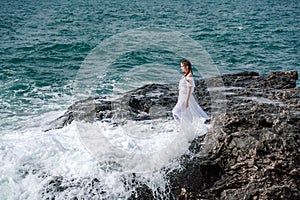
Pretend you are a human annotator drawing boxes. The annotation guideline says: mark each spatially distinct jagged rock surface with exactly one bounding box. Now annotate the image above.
[167,71,300,199]
[49,70,299,199]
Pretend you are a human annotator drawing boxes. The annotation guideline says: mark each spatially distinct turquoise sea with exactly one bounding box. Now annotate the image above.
[0,0,299,199]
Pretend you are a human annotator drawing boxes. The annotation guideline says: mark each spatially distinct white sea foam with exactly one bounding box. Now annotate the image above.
[236,96,284,106]
[77,117,209,173]
[0,109,209,199]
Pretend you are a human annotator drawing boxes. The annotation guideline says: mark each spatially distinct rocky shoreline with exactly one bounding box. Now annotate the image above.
[168,70,299,200]
[48,70,299,199]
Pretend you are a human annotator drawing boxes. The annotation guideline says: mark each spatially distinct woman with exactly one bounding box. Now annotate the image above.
[172,59,209,125]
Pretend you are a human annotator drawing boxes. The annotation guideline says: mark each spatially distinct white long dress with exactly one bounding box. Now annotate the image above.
[172,76,209,125]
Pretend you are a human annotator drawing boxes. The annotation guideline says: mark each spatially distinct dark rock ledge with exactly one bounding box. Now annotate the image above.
[168,70,300,200]
[48,70,299,199]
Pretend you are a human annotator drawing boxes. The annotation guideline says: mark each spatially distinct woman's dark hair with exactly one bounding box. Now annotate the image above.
[181,59,193,77]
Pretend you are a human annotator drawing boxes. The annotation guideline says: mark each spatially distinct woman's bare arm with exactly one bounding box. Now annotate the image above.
[185,82,192,108]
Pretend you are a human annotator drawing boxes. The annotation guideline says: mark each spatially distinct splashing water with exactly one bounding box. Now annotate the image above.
[0,113,210,199]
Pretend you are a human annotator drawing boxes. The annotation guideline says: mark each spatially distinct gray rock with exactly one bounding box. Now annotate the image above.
[47,83,178,130]
[47,70,299,200]
[167,71,300,199]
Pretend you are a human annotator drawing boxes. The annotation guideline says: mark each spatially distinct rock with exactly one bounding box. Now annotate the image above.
[166,71,300,199]
[47,83,178,130]
[210,70,298,89]
[47,70,299,199]
[49,70,298,130]
[127,184,154,200]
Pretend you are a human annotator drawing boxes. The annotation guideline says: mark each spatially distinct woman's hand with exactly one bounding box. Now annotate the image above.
[184,101,189,108]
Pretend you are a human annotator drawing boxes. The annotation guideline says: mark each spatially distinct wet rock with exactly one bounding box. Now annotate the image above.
[167,71,300,199]
[47,83,178,130]
[214,70,298,89]
[47,70,299,199]
[127,184,154,200]
[40,176,107,199]
[49,70,298,130]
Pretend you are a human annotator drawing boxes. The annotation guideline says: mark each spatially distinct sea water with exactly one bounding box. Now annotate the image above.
[0,0,299,199]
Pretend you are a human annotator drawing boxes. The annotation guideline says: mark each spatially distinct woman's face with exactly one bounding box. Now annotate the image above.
[180,63,187,73]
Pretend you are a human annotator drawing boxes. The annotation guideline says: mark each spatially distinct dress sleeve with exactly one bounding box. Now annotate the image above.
[185,77,195,87]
